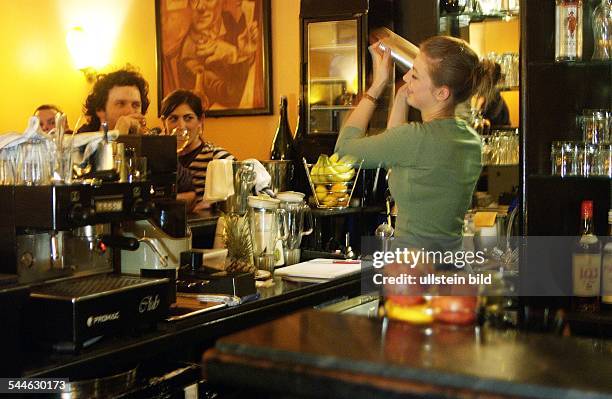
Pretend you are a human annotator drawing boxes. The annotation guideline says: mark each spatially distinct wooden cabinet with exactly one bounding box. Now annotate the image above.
[521,0,612,325]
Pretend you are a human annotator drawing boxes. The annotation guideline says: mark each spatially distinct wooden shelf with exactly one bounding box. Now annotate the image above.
[499,86,519,92]
[309,44,356,52]
[530,174,612,181]
[310,77,350,83]
[310,105,356,111]
[528,60,612,68]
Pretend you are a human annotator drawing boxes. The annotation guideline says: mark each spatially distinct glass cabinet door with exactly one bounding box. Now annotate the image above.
[307,19,359,135]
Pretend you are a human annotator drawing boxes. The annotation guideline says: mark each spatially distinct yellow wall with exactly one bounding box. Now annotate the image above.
[0,0,300,160]
[469,18,520,127]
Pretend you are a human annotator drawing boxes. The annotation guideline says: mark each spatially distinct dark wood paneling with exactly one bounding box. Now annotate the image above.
[300,0,368,18]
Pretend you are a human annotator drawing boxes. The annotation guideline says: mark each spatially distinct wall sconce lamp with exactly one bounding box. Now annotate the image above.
[66,26,104,83]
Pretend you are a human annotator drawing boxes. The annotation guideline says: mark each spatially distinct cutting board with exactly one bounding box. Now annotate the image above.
[275,259,361,281]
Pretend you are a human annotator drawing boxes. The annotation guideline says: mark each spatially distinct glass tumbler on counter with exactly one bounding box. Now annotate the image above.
[0,147,17,185]
[16,139,53,186]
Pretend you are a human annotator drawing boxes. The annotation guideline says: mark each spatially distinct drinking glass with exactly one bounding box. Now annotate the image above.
[481,135,493,165]
[574,143,597,177]
[0,147,17,185]
[128,156,148,182]
[551,141,577,176]
[16,139,52,185]
[594,143,612,176]
[580,109,611,144]
[170,127,191,152]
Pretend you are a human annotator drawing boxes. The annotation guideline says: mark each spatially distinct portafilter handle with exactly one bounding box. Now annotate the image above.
[100,235,140,251]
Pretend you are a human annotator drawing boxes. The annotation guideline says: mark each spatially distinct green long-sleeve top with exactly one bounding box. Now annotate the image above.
[335,118,482,251]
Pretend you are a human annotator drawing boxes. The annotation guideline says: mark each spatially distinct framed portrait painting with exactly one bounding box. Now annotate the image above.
[156,0,272,116]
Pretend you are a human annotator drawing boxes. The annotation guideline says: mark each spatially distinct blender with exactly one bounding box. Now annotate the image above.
[247,196,287,275]
[277,191,313,265]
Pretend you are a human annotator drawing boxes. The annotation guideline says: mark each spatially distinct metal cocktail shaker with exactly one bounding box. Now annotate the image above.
[373,27,420,71]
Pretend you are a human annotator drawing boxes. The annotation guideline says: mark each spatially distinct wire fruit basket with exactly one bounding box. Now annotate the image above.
[303,157,363,209]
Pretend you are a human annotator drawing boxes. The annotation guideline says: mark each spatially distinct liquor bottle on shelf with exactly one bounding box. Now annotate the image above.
[591,0,612,61]
[571,200,601,313]
[601,209,612,310]
[270,96,296,161]
[555,0,583,62]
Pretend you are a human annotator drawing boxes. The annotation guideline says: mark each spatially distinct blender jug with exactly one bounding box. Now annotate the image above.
[277,191,313,265]
[247,196,287,274]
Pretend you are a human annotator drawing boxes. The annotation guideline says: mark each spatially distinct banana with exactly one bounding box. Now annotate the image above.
[334,163,352,173]
[330,153,339,164]
[335,169,355,182]
[339,154,358,165]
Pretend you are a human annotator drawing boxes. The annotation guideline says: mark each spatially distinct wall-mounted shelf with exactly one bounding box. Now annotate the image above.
[441,11,519,21]
[311,105,356,111]
[310,77,350,82]
[528,60,612,68]
[499,86,520,92]
[309,44,356,52]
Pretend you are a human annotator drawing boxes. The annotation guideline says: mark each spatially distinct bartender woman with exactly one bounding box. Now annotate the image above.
[335,36,493,251]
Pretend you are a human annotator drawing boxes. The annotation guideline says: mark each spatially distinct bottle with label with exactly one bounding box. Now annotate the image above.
[555,0,583,62]
[572,200,601,312]
[270,96,296,161]
[601,209,612,310]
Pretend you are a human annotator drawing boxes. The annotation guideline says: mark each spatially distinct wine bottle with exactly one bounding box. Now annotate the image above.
[294,98,305,142]
[270,96,296,160]
[555,0,583,62]
[572,200,601,313]
[601,209,612,310]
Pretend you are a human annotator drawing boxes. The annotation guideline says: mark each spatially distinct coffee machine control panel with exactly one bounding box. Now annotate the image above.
[12,182,154,230]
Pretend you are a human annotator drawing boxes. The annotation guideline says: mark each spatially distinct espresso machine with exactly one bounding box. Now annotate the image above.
[0,135,180,352]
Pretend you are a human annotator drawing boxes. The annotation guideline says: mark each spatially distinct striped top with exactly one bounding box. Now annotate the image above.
[179,141,234,201]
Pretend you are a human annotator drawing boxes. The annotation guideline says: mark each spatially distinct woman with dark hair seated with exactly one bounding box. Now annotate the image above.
[160,89,234,211]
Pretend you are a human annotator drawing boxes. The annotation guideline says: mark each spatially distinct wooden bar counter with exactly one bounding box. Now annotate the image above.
[204,309,612,399]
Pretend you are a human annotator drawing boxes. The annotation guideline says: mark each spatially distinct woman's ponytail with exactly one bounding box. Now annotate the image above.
[472,59,499,111]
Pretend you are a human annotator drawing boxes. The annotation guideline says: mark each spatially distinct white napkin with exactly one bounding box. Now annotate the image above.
[243,158,271,194]
[65,130,119,165]
[0,116,46,149]
[1,119,119,165]
[204,159,235,202]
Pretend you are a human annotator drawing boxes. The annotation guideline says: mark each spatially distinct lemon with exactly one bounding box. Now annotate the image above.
[331,183,348,193]
[322,195,338,207]
[336,195,349,204]
[384,302,433,325]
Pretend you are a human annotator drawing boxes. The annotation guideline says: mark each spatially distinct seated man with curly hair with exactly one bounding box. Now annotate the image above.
[78,67,150,134]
